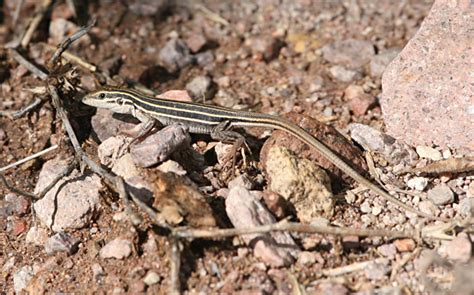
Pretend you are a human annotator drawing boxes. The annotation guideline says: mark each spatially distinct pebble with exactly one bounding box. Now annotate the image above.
[364,261,390,280]
[111,153,140,179]
[378,244,397,258]
[418,200,437,216]
[369,48,401,78]
[25,226,49,246]
[371,205,383,216]
[360,201,372,214]
[344,85,377,116]
[91,263,104,281]
[130,124,191,167]
[438,233,472,263]
[265,146,334,222]
[393,239,416,252]
[49,18,91,46]
[406,177,429,191]
[195,51,215,68]
[442,149,452,159]
[329,65,361,82]
[158,38,194,72]
[129,0,168,16]
[415,146,442,161]
[459,197,474,217]
[322,38,375,69]
[225,184,297,267]
[13,265,34,294]
[186,75,216,100]
[131,281,146,293]
[143,271,161,286]
[215,76,230,88]
[44,232,80,255]
[99,239,133,260]
[427,184,454,205]
[33,157,103,232]
[4,193,30,216]
[297,251,319,266]
[157,160,187,175]
[349,123,418,165]
[312,282,349,295]
[246,36,283,61]
[12,219,28,236]
[185,33,207,53]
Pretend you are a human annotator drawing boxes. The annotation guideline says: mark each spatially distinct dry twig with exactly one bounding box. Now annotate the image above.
[0,144,58,173]
[20,0,54,48]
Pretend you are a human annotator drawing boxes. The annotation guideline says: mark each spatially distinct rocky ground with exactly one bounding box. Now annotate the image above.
[0,0,473,294]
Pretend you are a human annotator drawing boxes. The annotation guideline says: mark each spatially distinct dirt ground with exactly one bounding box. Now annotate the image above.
[1,0,472,294]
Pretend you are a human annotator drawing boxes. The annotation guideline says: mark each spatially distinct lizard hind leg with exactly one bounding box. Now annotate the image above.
[210,120,249,175]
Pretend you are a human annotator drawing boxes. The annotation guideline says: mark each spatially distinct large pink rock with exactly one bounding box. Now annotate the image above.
[381,0,473,151]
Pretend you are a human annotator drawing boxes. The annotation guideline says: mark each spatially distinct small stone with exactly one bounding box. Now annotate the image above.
[360,201,372,214]
[418,200,437,216]
[262,190,288,219]
[322,38,375,69]
[394,239,416,252]
[459,197,474,217]
[215,76,230,88]
[129,0,168,16]
[33,157,103,232]
[246,36,283,62]
[313,282,349,295]
[130,124,191,167]
[12,219,28,236]
[364,261,390,280]
[159,38,193,72]
[265,146,334,222]
[442,149,452,159]
[100,239,133,259]
[143,271,161,286]
[25,226,49,246]
[329,65,361,82]
[369,48,401,78]
[49,18,90,46]
[13,265,34,294]
[44,232,80,255]
[297,251,318,266]
[226,185,297,267]
[157,160,187,175]
[195,51,215,68]
[186,75,216,100]
[323,106,333,117]
[349,123,418,165]
[371,206,382,216]
[344,85,377,115]
[112,153,140,179]
[440,233,472,263]
[378,244,397,258]
[407,177,429,191]
[130,281,146,293]
[91,263,104,281]
[228,174,254,190]
[185,33,207,53]
[428,184,454,205]
[416,146,442,161]
[91,109,137,142]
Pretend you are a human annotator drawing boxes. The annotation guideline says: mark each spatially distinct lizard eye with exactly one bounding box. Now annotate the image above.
[99,93,106,99]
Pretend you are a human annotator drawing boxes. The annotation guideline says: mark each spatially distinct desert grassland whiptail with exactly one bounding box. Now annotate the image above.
[82,87,444,221]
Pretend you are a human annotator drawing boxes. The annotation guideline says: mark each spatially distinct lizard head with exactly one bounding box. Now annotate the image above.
[82,88,134,114]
